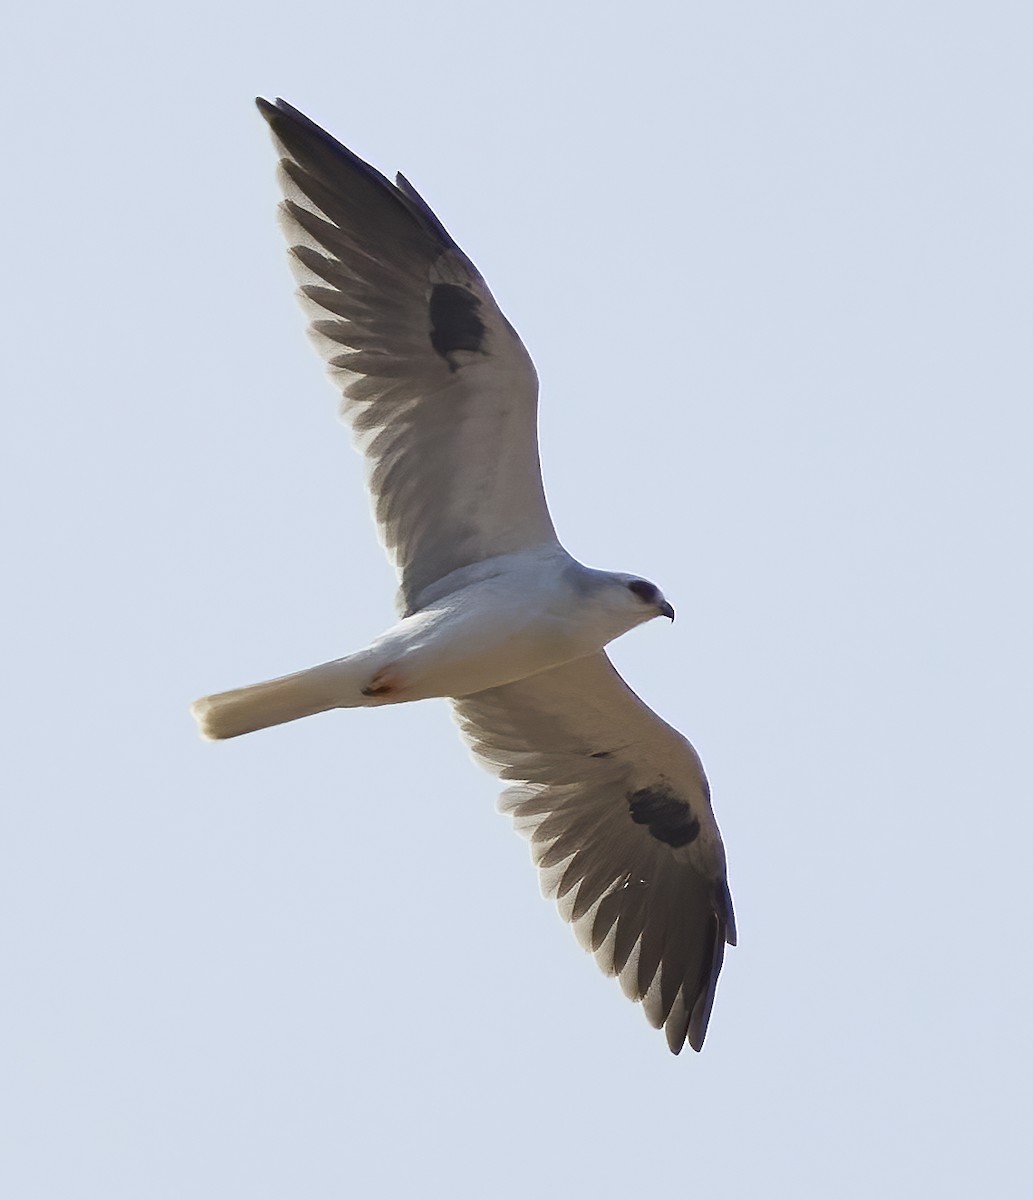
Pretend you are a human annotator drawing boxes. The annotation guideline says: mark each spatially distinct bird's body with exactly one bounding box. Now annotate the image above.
[194,547,664,736]
[193,99,736,1053]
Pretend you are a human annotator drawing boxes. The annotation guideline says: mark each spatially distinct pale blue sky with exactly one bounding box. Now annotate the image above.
[4,2,1032,1196]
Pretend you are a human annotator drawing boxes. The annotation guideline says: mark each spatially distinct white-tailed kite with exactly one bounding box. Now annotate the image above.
[193,99,736,1053]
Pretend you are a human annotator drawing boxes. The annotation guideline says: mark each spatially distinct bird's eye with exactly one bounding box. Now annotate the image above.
[627,580,658,603]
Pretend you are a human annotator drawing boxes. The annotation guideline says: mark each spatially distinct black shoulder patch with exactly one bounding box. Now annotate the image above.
[429,283,486,367]
[628,785,701,849]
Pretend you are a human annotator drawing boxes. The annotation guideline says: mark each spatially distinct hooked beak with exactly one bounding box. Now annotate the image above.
[658,600,675,622]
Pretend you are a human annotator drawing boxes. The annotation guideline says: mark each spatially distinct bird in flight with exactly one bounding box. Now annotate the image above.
[193,98,736,1053]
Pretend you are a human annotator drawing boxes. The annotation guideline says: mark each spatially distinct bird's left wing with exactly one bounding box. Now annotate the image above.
[256,99,559,613]
[453,653,735,1053]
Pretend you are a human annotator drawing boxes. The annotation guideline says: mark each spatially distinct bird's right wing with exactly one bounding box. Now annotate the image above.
[257,99,559,613]
[453,653,735,1054]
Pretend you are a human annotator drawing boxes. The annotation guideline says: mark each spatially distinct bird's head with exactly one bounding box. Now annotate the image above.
[582,571,675,642]
[617,574,676,622]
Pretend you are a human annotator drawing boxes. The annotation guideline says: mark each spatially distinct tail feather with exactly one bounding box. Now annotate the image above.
[191,660,360,740]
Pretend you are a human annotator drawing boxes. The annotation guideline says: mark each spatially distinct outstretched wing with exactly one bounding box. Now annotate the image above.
[453,653,735,1053]
[257,99,559,612]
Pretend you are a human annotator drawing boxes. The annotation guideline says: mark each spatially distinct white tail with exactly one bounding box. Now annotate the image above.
[191,658,368,740]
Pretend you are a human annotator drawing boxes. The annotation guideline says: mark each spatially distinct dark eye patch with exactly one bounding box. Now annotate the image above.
[627,579,658,603]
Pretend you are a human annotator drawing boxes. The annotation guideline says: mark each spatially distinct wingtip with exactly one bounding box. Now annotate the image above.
[255,96,312,128]
[254,100,472,263]
[720,881,738,947]
[667,1031,689,1055]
